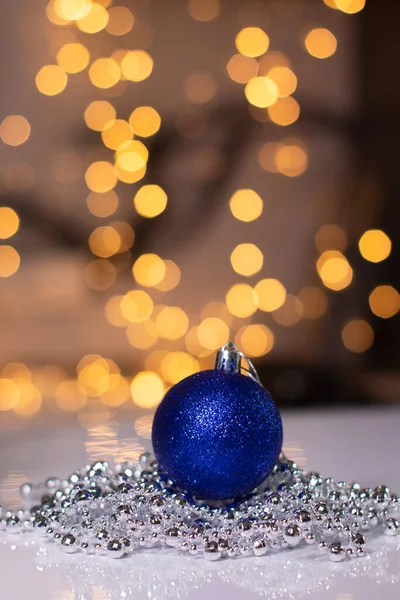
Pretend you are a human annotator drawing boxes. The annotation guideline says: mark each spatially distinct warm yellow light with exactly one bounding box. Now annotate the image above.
[226,284,258,318]
[101,376,130,407]
[46,0,69,25]
[342,320,374,353]
[267,66,297,98]
[84,259,116,291]
[272,294,303,326]
[129,106,161,138]
[84,100,116,132]
[235,27,269,58]
[154,260,181,292]
[255,278,287,312]
[0,379,20,411]
[0,208,19,239]
[323,0,338,7]
[121,51,153,82]
[115,164,147,184]
[77,356,119,397]
[85,161,117,193]
[87,190,118,218]
[298,286,329,319]
[110,221,134,253]
[36,65,68,96]
[359,230,392,263]
[101,119,133,150]
[13,383,42,417]
[230,243,264,277]
[130,371,164,408]
[134,184,168,218]
[184,72,217,104]
[258,142,281,173]
[156,307,189,340]
[120,290,154,323]
[89,58,120,89]
[0,116,31,146]
[126,320,158,349]
[77,2,108,33]
[132,253,166,287]
[369,286,400,319]
[201,301,233,326]
[245,77,278,108]
[188,0,220,21]
[55,380,87,412]
[315,224,348,253]
[226,54,259,84]
[1,362,31,381]
[335,0,365,13]
[54,0,92,21]
[229,189,263,222]
[0,246,20,277]
[185,327,213,358]
[106,6,135,35]
[275,144,308,177]
[88,226,120,258]
[57,43,90,73]
[104,295,129,327]
[115,140,148,172]
[197,317,229,350]
[236,324,274,357]
[161,352,200,384]
[317,250,353,291]
[259,51,291,75]
[268,97,300,126]
[305,28,337,59]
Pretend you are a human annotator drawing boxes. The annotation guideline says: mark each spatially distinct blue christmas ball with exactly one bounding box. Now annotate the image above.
[152,369,283,500]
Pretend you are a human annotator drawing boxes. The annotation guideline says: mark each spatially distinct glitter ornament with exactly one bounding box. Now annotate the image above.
[152,343,283,500]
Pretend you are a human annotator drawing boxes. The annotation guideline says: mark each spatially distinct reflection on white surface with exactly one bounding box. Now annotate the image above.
[85,423,144,464]
[0,471,28,509]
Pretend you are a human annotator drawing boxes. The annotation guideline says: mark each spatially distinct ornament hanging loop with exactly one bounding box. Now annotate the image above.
[214,342,261,384]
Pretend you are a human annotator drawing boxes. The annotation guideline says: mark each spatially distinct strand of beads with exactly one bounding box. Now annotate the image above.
[0,454,399,562]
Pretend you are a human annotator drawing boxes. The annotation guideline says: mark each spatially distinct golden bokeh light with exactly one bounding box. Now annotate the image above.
[84,259,116,291]
[121,51,153,82]
[185,326,213,358]
[55,380,87,412]
[13,383,42,417]
[161,352,200,384]
[267,66,297,98]
[126,320,158,350]
[155,260,181,292]
[120,290,154,323]
[184,72,217,104]
[106,6,135,35]
[0,116,31,146]
[101,376,130,407]
[342,319,374,353]
[145,350,168,372]
[230,243,264,277]
[1,362,31,381]
[227,54,259,84]
[335,0,366,13]
[255,278,287,312]
[130,371,164,409]
[272,294,303,326]
[0,246,20,277]
[229,189,263,222]
[77,2,108,33]
[317,250,353,291]
[268,97,300,126]
[245,77,278,108]
[188,0,220,21]
[110,221,135,253]
[235,27,269,58]
[115,164,147,184]
[201,301,233,326]
[323,0,338,7]
[259,51,291,75]
[236,324,274,357]
[129,107,161,138]
[46,0,69,25]
[134,184,168,218]
[275,143,308,177]
[197,317,229,350]
[84,100,116,132]
[298,286,329,319]
[53,0,92,21]
[85,161,117,193]
[101,119,133,151]
[315,223,348,253]
[77,356,120,397]
[89,58,121,89]
[0,207,19,239]
[156,307,189,340]
[305,28,337,59]
[36,65,68,96]
[258,142,281,173]
[88,226,120,258]
[56,42,90,73]
[359,229,392,263]
[226,284,258,318]
[115,140,148,172]
[0,379,20,411]
[86,190,118,218]
[104,295,129,327]
[132,254,166,287]
[369,285,400,319]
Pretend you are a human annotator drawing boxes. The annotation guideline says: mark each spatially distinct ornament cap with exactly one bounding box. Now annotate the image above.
[214,342,261,384]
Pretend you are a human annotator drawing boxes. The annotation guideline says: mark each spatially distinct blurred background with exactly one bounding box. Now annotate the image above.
[0,0,399,442]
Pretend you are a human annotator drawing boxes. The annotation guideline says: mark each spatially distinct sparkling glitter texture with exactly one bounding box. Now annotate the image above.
[152,370,283,500]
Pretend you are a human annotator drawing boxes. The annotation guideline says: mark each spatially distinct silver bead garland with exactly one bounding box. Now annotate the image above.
[1,452,399,563]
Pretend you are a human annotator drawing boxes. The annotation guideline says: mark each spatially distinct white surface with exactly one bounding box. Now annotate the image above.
[1,408,400,600]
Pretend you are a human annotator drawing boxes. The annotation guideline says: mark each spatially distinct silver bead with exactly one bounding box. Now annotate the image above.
[283,524,302,547]
[253,539,268,556]
[384,517,400,536]
[61,533,77,554]
[20,483,33,499]
[165,527,182,547]
[328,542,345,562]
[107,539,125,558]
[237,519,253,537]
[203,541,221,561]
[305,532,316,545]
[6,515,21,533]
